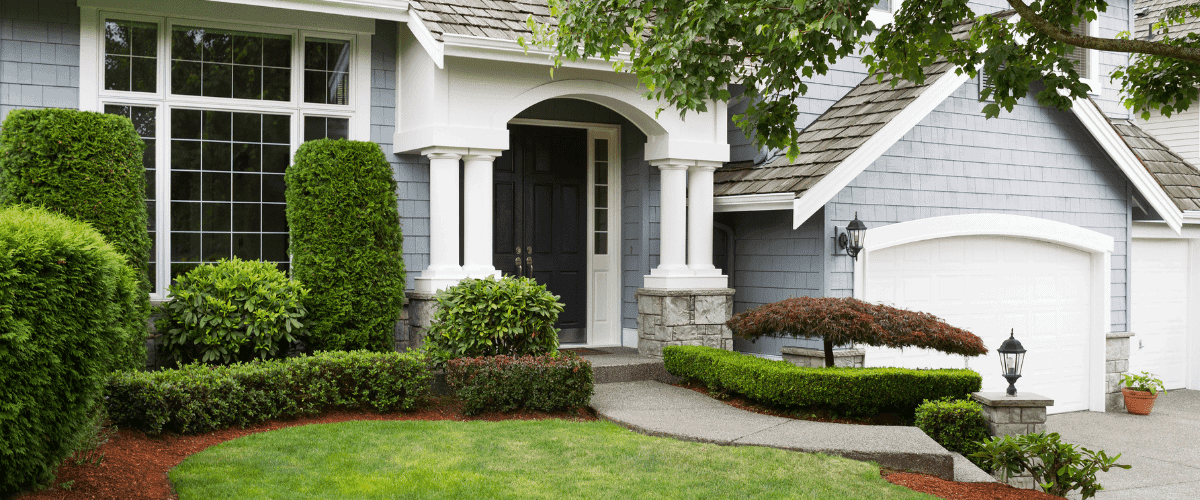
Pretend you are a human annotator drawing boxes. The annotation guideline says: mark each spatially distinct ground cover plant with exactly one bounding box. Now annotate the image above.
[665,345,982,417]
[105,350,430,435]
[727,296,988,367]
[168,420,934,500]
[971,432,1130,499]
[446,352,593,415]
[159,258,309,365]
[0,206,142,496]
[424,276,564,365]
[287,139,405,352]
[0,108,150,371]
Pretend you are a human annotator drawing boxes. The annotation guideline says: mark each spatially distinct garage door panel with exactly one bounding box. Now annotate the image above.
[1131,239,1188,390]
[864,236,1093,414]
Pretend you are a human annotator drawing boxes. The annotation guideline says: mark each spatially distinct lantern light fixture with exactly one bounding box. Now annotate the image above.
[837,212,868,260]
[997,329,1027,396]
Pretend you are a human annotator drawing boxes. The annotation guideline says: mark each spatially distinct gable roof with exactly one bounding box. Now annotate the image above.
[410,0,551,42]
[1112,119,1200,211]
[1134,0,1200,40]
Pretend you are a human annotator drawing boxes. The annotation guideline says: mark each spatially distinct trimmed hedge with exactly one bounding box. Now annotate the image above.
[286,139,405,352]
[424,276,564,366]
[445,353,593,416]
[663,345,982,417]
[0,206,141,495]
[914,398,990,462]
[106,350,431,435]
[160,258,309,365]
[0,108,150,370]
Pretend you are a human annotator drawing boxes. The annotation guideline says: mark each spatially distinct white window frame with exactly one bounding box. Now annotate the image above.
[79,2,373,298]
[1076,14,1102,96]
[867,0,901,27]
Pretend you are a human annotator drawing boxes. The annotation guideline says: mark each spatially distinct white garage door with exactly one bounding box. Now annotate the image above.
[862,235,1093,414]
[1131,239,1188,389]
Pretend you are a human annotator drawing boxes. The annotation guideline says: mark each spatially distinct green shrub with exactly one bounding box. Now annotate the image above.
[105,350,431,435]
[286,139,405,352]
[425,276,564,366]
[160,258,309,365]
[972,432,1129,499]
[445,353,593,415]
[0,108,150,370]
[663,345,982,417]
[914,398,990,461]
[0,206,140,495]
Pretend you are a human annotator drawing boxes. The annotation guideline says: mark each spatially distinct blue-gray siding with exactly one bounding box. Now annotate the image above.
[0,0,79,125]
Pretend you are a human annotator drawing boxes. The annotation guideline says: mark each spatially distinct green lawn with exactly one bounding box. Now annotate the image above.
[170,420,934,499]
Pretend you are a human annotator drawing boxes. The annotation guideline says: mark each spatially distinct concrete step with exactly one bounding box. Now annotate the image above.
[577,347,680,385]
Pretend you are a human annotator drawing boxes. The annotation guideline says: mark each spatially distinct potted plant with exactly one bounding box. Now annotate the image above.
[1121,371,1167,415]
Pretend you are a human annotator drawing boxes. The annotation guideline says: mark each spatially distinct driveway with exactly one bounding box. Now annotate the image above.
[1046,389,1200,499]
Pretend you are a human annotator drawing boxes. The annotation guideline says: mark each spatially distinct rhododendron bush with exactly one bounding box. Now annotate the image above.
[727,297,988,367]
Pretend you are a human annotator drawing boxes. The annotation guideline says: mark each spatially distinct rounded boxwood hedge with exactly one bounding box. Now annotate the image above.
[286,139,406,352]
[0,108,150,370]
[0,206,141,495]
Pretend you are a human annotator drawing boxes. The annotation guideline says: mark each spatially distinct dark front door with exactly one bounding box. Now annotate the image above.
[494,125,589,344]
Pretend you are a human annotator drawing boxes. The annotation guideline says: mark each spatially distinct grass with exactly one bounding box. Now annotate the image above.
[170,420,936,499]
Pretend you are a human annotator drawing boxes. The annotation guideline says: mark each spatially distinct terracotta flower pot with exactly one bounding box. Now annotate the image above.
[1122,387,1158,415]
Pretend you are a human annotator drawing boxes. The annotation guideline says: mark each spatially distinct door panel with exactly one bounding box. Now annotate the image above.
[494,125,588,344]
[1131,239,1188,389]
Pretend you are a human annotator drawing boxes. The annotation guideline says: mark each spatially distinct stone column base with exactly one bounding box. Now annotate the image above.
[971,392,1054,490]
[1105,332,1134,412]
[400,291,438,351]
[636,288,735,357]
[781,346,865,367]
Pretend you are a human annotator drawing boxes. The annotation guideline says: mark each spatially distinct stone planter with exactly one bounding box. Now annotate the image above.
[780,346,864,368]
[1122,387,1158,415]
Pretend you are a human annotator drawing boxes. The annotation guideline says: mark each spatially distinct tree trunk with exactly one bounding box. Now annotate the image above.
[823,339,835,368]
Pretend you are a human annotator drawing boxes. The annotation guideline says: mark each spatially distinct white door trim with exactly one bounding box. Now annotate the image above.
[853,213,1115,412]
[507,118,623,347]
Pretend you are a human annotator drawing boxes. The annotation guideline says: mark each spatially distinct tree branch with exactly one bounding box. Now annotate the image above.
[1006,0,1200,63]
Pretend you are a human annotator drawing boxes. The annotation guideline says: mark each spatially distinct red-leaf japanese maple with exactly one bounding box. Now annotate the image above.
[727,297,989,367]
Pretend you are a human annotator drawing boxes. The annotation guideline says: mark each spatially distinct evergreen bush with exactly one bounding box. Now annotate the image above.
[0,206,140,495]
[0,108,150,370]
[914,397,990,462]
[424,276,564,366]
[445,353,593,415]
[160,258,309,365]
[286,139,405,352]
[663,345,982,417]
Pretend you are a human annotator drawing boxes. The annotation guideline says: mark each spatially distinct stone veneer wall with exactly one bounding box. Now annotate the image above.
[400,291,437,351]
[780,347,865,368]
[636,288,735,357]
[971,392,1053,491]
[1105,332,1134,412]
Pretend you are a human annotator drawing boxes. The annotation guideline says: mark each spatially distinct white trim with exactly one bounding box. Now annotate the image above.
[1068,97,1183,234]
[1078,12,1102,96]
[866,0,902,28]
[405,10,444,69]
[441,34,632,72]
[791,67,971,228]
[79,0,376,33]
[79,7,101,111]
[714,192,795,212]
[204,0,409,22]
[853,213,1115,412]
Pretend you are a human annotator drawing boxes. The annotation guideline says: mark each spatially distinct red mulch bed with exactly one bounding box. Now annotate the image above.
[884,472,1061,499]
[15,398,594,500]
[675,380,908,426]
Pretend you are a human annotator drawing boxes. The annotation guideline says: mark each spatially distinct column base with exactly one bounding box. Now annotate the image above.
[636,288,735,357]
[642,273,728,289]
[400,291,438,351]
[462,266,500,280]
[414,267,468,294]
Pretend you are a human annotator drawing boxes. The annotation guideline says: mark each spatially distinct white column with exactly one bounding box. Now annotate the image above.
[654,162,689,273]
[688,162,720,276]
[415,149,465,293]
[462,151,501,278]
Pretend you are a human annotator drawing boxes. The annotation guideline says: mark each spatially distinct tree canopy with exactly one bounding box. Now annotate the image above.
[726,297,988,367]
[528,0,1200,158]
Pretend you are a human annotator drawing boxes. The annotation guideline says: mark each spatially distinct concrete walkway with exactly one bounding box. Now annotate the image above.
[590,380,996,481]
[1047,389,1200,499]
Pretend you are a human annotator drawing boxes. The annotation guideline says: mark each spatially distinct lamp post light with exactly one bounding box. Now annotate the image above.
[997,329,1027,396]
[838,212,868,260]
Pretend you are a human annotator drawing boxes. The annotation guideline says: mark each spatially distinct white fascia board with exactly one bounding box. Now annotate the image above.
[441,34,631,71]
[791,68,971,228]
[81,0,378,32]
[713,192,795,212]
[1068,97,1184,234]
[1133,219,1200,239]
[407,9,445,68]
[203,0,408,22]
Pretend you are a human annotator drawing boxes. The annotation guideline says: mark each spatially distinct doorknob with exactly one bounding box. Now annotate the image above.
[527,246,532,255]
[515,257,522,277]
[526,256,533,278]
[516,247,522,255]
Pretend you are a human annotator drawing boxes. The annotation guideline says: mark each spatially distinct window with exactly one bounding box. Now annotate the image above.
[593,138,608,255]
[867,0,900,26]
[93,11,365,297]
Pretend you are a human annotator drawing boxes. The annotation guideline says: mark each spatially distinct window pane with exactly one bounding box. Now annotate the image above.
[594,233,607,255]
[327,118,348,139]
[171,110,292,280]
[104,104,158,287]
[304,116,349,141]
[594,186,607,208]
[304,39,350,105]
[105,20,157,93]
[172,26,291,102]
[595,209,607,232]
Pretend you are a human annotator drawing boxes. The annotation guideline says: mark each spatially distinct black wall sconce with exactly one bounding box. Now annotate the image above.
[836,212,867,260]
